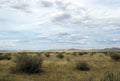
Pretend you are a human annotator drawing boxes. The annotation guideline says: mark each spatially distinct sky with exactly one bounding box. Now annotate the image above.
[0,0,120,50]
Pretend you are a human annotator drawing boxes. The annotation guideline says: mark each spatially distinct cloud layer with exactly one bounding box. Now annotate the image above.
[0,0,120,50]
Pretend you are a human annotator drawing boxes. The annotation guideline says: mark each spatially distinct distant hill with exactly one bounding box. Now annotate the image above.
[103,47,120,51]
[0,47,120,52]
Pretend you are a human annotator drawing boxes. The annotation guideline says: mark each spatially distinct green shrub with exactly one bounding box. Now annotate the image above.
[103,52,114,56]
[83,52,88,54]
[57,53,64,59]
[4,53,12,57]
[78,52,84,55]
[76,61,90,71]
[110,53,120,61]
[11,54,43,73]
[0,54,11,60]
[100,71,120,81]
[103,52,108,54]
[73,52,77,56]
[0,53,3,56]
[45,53,50,58]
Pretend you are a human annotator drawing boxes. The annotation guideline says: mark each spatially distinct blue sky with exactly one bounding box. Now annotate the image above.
[0,0,120,50]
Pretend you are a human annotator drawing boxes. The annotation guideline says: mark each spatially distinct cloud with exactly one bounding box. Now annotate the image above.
[34,31,90,45]
[0,0,120,50]
[111,39,120,43]
[93,0,120,8]
[0,0,33,13]
[96,37,120,44]
[102,26,120,31]
[52,12,72,24]
[55,0,71,10]
[10,3,30,13]
[0,39,20,47]
[40,0,54,7]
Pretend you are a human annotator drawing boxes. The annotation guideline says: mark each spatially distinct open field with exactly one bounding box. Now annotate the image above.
[0,51,120,81]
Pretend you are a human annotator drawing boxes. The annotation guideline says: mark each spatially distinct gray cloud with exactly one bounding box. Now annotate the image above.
[34,31,89,45]
[39,0,70,10]
[0,0,120,50]
[52,13,72,24]
[40,0,53,7]
[102,26,120,31]
[55,1,70,10]
[11,3,30,12]
[0,0,31,13]
[96,38,120,44]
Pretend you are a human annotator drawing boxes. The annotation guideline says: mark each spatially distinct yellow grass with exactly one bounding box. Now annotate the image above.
[0,51,120,81]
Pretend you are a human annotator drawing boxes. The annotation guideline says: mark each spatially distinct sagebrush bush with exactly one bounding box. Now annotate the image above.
[103,51,108,54]
[12,54,43,73]
[45,53,50,57]
[0,54,11,60]
[73,52,77,56]
[110,53,120,61]
[83,52,88,54]
[56,53,64,59]
[100,71,120,81]
[76,61,90,71]
[78,52,84,55]
[0,53,3,56]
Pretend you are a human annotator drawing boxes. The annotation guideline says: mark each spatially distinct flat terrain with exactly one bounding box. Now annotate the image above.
[0,51,120,81]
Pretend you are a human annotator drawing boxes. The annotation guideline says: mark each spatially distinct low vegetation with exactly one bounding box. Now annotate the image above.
[110,53,120,61]
[100,71,120,81]
[0,73,14,81]
[0,53,11,60]
[76,61,90,71]
[45,53,50,57]
[11,53,43,73]
[56,53,64,59]
[0,51,119,81]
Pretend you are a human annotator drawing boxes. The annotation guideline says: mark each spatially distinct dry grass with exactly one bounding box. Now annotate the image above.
[0,51,120,81]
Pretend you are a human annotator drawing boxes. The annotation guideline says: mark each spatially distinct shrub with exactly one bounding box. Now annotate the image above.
[0,53,3,56]
[0,54,11,60]
[73,52,77,56]
[11,54,43,73]
[45,53,50,58]
[100,71,120,81]
[103,52,108,54]
[4,53,11,57]
[56,53,64,59]
[83,52,88,54]
[78,52,84,55]
[76,61,90,71]
[110,53,120,61]
[103,52,114,56]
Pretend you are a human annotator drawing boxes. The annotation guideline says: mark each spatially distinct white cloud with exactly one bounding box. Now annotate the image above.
[102,26,120,31]
[0,39,20,47]
[0,0,120,50]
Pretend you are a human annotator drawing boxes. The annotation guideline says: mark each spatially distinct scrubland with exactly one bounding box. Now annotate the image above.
[0,51,120,81]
